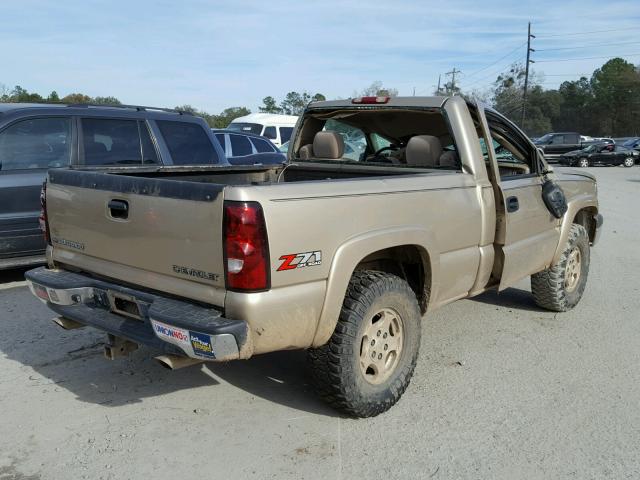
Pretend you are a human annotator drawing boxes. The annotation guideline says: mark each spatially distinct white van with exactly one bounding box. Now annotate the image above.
[227,113,298,147]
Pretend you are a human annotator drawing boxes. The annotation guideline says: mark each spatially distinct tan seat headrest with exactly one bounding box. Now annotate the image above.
[405,135,442,167]
[313,131,344,159]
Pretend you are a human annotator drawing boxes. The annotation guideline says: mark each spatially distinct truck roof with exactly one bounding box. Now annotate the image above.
[308,96,449,109]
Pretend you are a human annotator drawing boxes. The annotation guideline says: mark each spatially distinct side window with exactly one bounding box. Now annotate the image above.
[486,118,536,179]
[550,135,565,145]
[215,133,227,155]
[263,126,277,140]
[0,117,71,170]
[82,118,141,166]
[279,127,293,144]
[140,123,159,164]
[250,137,274,153]
[229,134,253,156]
[157,121,219,165]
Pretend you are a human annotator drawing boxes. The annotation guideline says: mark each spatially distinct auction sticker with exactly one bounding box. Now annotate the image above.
[151,319,191,350]
[189,331,216,359]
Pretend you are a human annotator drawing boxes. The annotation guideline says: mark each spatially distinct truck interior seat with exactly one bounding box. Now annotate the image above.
[405,135,441,167]
[312,131,344,159]
[298,144,313,159]
[439,150,459,168]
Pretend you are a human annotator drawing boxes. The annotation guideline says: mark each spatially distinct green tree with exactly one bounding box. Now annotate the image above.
[47,91,60,102]
[259,96,282,113]
[61,93,92,104]
[589,58,640,136]
[212,106,251,128]
[93,96,122,105]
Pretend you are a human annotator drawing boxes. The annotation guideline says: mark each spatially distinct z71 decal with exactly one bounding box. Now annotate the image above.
[278,251,322,271]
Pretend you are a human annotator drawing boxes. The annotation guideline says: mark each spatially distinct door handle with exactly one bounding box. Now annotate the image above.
[506,196,519,213]
[108,199,129,219]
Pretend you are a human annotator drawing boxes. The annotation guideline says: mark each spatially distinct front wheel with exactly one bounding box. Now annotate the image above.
[623,157,635,168]
[578,158,590,168]
[308,270,421,417]
[531,224,590,312]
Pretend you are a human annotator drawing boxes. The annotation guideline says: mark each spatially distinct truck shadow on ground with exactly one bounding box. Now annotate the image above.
[467,287,546,312]
[0,282,338,416]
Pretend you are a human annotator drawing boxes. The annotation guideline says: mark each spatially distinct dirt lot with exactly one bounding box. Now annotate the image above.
[1,166,639,480]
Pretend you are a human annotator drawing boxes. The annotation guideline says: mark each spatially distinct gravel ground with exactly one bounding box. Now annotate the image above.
[0,166,639,480]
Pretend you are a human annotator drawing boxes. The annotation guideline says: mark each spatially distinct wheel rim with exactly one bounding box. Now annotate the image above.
[565,247,582,293]
[359,308,404,385]
[579,159,588,167]
[624,157,634,167]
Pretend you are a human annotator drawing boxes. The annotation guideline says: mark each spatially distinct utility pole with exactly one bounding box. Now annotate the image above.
[445,68,461,95]
[413,86,416,96]
[436,74,441,95]
[521,22,536,126]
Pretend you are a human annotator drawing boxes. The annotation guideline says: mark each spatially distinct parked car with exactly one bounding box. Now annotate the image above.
[622,137,640,163]
[534,132,591,162]
[27,95,602,417]
[0,102,229,270]
[212,129,285,165]
[227,113,297,147]
[559,143,637,167]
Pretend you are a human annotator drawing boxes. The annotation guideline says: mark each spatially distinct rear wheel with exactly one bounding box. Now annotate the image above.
[623,157,635,168]
[307,270,421,417]
[578,158,589,168]
[531,224,590,312]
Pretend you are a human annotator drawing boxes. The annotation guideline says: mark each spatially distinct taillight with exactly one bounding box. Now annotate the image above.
[38,181,51,245]
[223,201,270,292]
[351,96,390,104]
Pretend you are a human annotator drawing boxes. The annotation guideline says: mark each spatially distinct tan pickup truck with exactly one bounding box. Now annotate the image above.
[26,96,602,417]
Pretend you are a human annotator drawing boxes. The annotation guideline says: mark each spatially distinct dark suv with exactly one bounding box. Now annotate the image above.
[0,103,227,269]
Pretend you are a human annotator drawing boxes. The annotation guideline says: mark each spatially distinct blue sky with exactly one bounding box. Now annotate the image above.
[1,0,639,112]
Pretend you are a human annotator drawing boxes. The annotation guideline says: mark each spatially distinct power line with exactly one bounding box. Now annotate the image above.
[536,26,637,38]
[537,40,640,52]
[462,41,527,80]
[536,52,640,62]
[460,55,526,89]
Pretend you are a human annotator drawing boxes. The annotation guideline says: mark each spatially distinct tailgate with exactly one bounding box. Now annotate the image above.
[46,169,226,305]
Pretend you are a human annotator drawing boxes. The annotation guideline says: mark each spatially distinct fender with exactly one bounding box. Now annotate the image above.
[552,193,598,265]
[310,226,438,347]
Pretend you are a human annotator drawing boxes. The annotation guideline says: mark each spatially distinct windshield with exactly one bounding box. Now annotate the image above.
[582,145,596,152]
[227,122,263,135]
[623,137,639,147]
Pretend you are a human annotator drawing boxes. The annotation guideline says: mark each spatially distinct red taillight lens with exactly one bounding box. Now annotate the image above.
[351,96,390,104]
[38,181,51,245]
[223,201,270,292]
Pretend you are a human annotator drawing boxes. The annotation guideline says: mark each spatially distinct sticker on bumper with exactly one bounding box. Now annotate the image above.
[151,320,190,349]
[189,331,216,359]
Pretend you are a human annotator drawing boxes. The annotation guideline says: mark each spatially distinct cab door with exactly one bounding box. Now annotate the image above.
[475,106,561,289]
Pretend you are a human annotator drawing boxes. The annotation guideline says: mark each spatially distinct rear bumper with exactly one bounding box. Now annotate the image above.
[25,267,249,361]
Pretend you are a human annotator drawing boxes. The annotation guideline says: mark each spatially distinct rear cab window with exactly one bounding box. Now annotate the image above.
[295,109,461,171]
[156,120,219,165]
[0,117,71,170]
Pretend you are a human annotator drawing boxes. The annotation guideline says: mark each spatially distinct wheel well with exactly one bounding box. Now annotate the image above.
[354,245,431,314]
[573,207,598,243]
